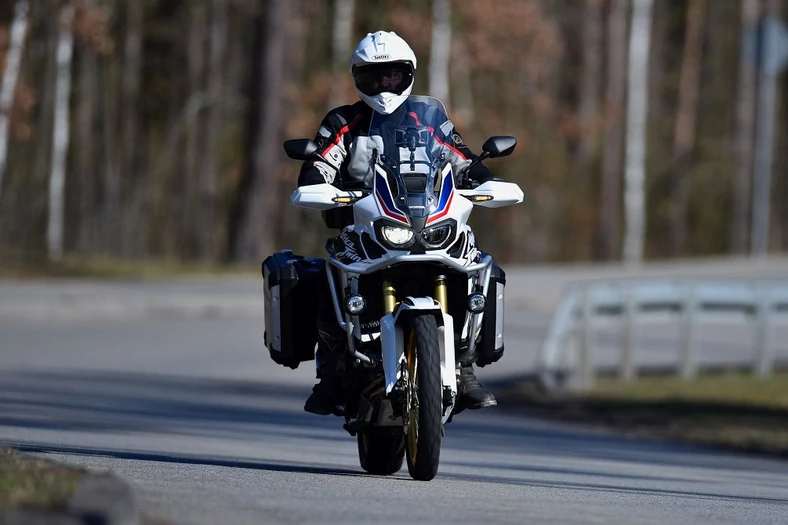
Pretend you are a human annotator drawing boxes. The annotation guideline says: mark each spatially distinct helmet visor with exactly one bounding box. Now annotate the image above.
[353,62,414,97]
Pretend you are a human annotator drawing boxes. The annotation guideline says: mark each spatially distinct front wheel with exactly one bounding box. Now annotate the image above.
[405,314,443,481]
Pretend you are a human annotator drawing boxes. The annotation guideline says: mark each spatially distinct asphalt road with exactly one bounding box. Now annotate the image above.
[1,259,787,524]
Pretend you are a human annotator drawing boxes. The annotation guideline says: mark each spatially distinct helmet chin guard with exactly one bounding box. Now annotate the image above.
[361,90,413,115]
[351,31,417,115]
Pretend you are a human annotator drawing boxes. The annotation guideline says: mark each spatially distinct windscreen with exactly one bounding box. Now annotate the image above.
[368,96,454,228]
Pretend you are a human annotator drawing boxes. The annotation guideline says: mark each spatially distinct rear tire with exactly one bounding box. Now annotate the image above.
[357,433,405,475]
[405,314,443,481]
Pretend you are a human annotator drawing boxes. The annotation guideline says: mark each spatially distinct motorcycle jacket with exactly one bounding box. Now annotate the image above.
[298,101,496,190]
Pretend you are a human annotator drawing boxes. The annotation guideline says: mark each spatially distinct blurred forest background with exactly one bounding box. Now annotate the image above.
[0,0,786,267]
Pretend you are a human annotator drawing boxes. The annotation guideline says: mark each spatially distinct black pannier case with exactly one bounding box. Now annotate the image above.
[262,250,325,369]
[476,264,506,367]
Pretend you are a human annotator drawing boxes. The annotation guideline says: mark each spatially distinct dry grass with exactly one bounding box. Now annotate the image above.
[0,448,83,511]
[0,254,257,281]
[500,370,788,457]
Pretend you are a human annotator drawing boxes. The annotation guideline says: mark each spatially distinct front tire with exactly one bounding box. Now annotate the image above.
[357,432,405,475]
[405,314,443,481]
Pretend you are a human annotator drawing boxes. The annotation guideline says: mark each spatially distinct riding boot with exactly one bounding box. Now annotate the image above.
[457,364,497,410]
[304,365,344,415]
[304,281,347,416]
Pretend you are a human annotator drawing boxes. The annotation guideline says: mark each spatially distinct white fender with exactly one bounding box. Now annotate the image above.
[457,180,524,208]
[379,297,457,423]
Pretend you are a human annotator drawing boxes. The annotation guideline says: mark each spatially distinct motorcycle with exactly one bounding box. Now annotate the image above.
[264,95,523,481]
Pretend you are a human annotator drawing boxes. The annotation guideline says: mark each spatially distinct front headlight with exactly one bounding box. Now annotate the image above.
[380,225,415,248]
[421,224,453,248]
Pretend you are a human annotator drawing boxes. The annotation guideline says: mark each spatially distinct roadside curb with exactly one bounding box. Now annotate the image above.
[1,469,139,525]
[69,471,139,525]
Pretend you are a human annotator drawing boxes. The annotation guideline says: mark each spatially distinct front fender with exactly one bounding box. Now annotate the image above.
[380,298,457,410]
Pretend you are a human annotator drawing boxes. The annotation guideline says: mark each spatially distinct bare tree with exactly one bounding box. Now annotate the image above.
[751,0,787,257]
[576,0,603,172]
[119,0,143,256]
[199,0,228,261]
[76,5,98,253]
[595,0,628,261]
[429,0,451,104]
[731,0,761,254]
[330,0,355,108]
[48,4,75,261]
[668,0,707,256]
[99,0,121,256]
[623,0,653,264]
[450,35,474,128]
[230,0,291,262]
[0,1,29,199]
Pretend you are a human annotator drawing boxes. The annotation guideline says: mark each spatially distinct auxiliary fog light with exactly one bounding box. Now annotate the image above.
[467,292,486,313]
[345,294,367,315]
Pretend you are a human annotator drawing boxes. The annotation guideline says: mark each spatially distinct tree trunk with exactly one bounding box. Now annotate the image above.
[450,35,474,128]
[76,29,98,254]
[429,0,451,105]
[647,0,667,131]
[576,0,603,173]
[0,0,29,199]
[623,0,653,264]
[330,0,355,108]
[731,1,760,254]
[47,4,75,261]
[750,0,786,256]
[185,3,206,258]
[668,0,707,257]
[198,0,227,261]
[100,0,120,256]
[229,0,290,262]
[595,0,628,261]
[120,0,144,257]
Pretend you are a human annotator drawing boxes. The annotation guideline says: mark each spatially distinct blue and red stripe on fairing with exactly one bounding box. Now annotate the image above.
[426,169,455,225]
[374,172,409,224]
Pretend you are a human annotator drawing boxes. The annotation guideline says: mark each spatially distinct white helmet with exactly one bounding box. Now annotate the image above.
[350,31,417,115]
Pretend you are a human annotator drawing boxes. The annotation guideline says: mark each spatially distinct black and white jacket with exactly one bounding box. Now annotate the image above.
[298,101,495,189]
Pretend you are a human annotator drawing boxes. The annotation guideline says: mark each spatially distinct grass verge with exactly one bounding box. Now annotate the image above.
[0,254,257,281]
[499,370,788,457]
[0,448,83,511]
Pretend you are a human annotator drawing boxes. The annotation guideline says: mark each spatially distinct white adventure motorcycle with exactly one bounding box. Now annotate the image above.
[263,96,523,481]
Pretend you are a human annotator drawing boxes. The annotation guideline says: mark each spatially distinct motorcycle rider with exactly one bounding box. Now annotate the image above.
[299,30,505,416]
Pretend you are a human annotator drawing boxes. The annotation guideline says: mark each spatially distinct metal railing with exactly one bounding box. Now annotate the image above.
[535,279,788,390]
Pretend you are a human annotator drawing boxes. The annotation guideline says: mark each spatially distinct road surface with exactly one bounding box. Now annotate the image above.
[1,259,787,524]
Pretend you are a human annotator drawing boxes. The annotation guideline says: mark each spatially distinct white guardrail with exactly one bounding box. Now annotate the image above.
[535,279,788,391]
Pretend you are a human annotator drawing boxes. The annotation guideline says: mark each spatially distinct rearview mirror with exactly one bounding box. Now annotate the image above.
[481,136,517,158]
[283,139,319,161]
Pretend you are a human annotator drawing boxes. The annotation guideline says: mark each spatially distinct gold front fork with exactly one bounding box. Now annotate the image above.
[434,275,448,313]
[383,280,397,314]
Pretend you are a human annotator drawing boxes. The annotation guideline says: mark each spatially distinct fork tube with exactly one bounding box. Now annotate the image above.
[434,275,448,313]
[383,280,396,314]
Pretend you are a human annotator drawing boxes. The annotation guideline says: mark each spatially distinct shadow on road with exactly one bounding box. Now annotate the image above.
[13,442,378,480]
[0,368,341,442]
[3,368,786,482]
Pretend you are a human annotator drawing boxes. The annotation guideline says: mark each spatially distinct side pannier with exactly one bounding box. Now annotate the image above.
[475,263,506,367]
[262,250,325,369]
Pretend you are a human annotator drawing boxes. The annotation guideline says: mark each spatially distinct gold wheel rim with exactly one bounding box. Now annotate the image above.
[405,330,418,463]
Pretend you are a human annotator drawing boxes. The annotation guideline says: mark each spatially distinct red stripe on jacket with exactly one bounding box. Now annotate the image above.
[321,114,364,158]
